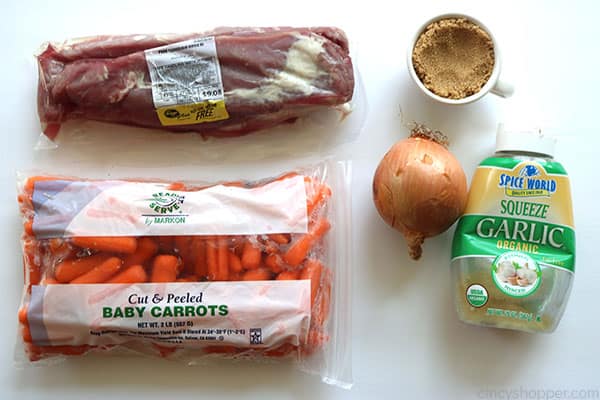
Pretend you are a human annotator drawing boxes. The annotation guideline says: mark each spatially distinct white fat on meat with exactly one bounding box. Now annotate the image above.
[226,33,327,102]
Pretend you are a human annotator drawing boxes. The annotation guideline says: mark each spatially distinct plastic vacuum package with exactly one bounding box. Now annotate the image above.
[15,161,352,387]
[37,27,356,141]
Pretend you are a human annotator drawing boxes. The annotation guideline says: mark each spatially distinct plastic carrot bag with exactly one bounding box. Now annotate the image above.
[16,162,352,387]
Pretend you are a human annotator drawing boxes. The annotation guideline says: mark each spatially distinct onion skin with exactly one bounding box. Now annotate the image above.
[372,136,467,260]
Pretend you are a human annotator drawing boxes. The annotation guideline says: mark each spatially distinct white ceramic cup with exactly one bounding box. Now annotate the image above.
[407,13,514,104]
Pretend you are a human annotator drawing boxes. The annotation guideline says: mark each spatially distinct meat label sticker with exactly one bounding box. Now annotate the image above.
[144,36,229,126]
[28,281,311,348]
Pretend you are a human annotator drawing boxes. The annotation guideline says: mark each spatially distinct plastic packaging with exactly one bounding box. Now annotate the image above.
[37,27,357,144]
[451,127,575,333]
[16,161,352,387]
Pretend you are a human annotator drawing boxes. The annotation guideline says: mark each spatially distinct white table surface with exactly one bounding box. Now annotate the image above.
[2,1,599,399]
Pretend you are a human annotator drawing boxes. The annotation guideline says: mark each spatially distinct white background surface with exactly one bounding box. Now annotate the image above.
[2,0,599,399]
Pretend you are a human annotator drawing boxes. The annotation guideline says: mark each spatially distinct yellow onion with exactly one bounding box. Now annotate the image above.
[372,127,467,260]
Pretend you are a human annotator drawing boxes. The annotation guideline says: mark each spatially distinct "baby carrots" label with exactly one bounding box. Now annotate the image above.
[27,281,311,348]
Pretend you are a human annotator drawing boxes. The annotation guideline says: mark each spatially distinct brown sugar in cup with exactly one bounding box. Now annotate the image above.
[412,17,495,99]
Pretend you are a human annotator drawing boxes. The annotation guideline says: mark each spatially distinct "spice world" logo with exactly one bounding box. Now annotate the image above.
[143,192,187,225]
[498,164,557,197]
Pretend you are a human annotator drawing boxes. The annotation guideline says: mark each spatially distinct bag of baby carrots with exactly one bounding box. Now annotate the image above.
[15,162,352,388]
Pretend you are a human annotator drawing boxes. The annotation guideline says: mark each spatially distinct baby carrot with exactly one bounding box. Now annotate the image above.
[206,239,218,281]
[283,219,331,267]
[191,238,207,279]
[24,219,34,236]
[242,268,273,281]
[299,259,323,306]
[41,277,60,285]
[306,183,332,216]
[267,234,291,245]
[22,325,32,343]
[167,182,186,191]
[106,264,147,284]
[70,257,122,284]
[241,241,261,270]
[276,270,300,280]
[217,237,229,281]
[265,253,284,273]
[18,306,28,325]
[54,253,111,283]
[71,236,137,254]
[150,255,179,283]
[123,237,157,268]
[228,251,243,273]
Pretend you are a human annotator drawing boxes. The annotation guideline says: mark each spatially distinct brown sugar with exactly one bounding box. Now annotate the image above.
[412,18,495,99]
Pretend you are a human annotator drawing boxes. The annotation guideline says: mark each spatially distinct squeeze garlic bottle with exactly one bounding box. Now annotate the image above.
[451,127,575,333]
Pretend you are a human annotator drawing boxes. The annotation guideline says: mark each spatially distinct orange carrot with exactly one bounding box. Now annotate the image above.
[71,236,137,254]
[22,325,32,343]
[106,264,147,284]
[18,306,28,324]
[123,237,157,268]
[306,183,332,216]
[167,182,186,191]
[70,257,122,284]
[24,219,34,236]
[276,270,300,280]
[241,241,261,270]
[299,259,323,306]
[55,253,111,283]
[217,237,229,281]
[206,239,218,281]
[228,251,243,273]
[265,253,284,273]
[283,219,330,267]
[150,255,179,283]
[190,236,207,278]
[191,238,207,279]
[267,234,291,245]
[242,268,273,281]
